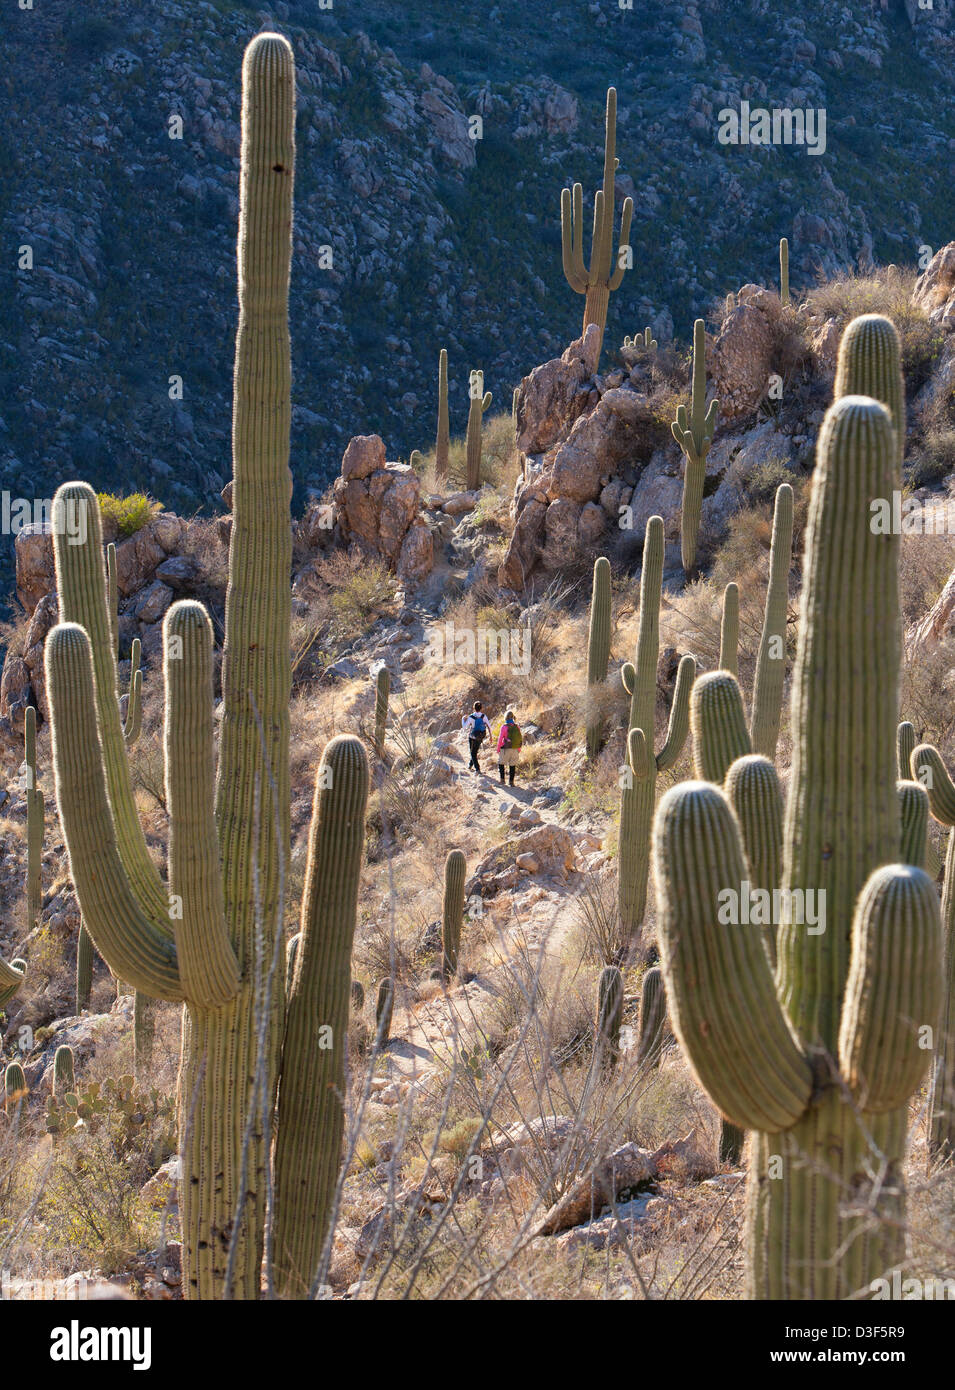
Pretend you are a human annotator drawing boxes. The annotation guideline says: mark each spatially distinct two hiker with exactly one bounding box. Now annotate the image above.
[461,702,523,785]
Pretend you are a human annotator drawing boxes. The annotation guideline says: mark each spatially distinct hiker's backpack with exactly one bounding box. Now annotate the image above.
[466,713,488,744]
[506,721,523,750]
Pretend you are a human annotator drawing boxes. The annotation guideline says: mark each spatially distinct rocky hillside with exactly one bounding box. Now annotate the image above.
[2,0,954,607]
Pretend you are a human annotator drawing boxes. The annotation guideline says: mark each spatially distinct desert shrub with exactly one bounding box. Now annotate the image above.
[806,269,946,393]
[97,492,161,537]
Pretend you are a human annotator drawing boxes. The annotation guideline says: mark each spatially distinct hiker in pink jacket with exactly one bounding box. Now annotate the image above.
[496,711,523,786]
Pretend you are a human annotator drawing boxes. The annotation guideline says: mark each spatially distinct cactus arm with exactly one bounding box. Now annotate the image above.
[106,541,119,658]
[653,781,813,1131]
[897,721,916,779]
[898,780,929,869]
[0,958,26,1009]
[620,662,635,698]
[607,197,633,292]
[750,483,794,759]
[655,654,695,773]
[838,865,941,1113]
[163,603,240,1008]
[124,638,142,747]
[45,624,184,1001]
[560,185,588,292]
[912,743,955,825]
[725,754,784,965]
[719,583,739,677]
[52,484,169,928]
[25,704,43,928]
[691,670,752,785]
[273,735,369,1298]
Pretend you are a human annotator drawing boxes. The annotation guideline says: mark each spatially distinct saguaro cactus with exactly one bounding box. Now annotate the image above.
[4,1061,26,1115]
[106,543,142,747]
[636,965,669,1068]
[653,393,942,1298]
[465,370,492,491]
[718,583,739,678]
[623,327,657,350]
[595,964,623,1070]
[586,555,612,759]
[53,1045,75,1097]
[25,704,43,929]
[374,665,390,754]
[560,86,633,361]
[749,482,794,760]
[441,850,467,979]
[617,516,695,957]
[672,319,718,575]
[273,735,369,1299]
[779,236,790,306]
[834,314,904,468]
[435,349,450,481]
[376,977,394,1042]
[910,742,955,1160]
[43,36,359,1302]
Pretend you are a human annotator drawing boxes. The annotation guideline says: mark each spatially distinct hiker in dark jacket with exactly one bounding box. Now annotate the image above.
[462,701,492,772]
[496,711,523,786]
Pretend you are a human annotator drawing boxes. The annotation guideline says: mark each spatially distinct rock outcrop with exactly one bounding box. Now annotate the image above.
[332,434,435,587]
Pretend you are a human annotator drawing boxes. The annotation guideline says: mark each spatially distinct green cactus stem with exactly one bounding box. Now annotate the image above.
[560,86,633,361]
[779,236,790,306]
[5,1061,27,1115]
[351,979,365,1012]
[834,314,905,469]
[617,516,695,957]
[672,319,719,575]
[655,393,942,1298]
[636,965,669,1068]
[691,670,751,786]
[25,704,43,930]
[376,977,394,1043]
[586,555,612,759]
[107,544,143,748]
[374,664,390,755]
[435,349,450,481]
[595,964,623,1071]
[718,583,739,677]
[273,735,369,1299]
[465,370,492,491]
[749,483,793,760]
[53,1045,75,1097]
[441,850,467,979]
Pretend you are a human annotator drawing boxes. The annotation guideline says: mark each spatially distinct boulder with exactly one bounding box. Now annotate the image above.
[341,433,386,482]
[913,242,955,328]
[712,304,774,419]
[14,523,55,616]
[515,325,601,455]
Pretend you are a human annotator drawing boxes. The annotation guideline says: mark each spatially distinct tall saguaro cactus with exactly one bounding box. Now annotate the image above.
[617,516,695,957]
[672,319,718,575]
[441,849,467,979]
[749,482,794,759]
[465,370,492,491]
[43,36,361,1302]
[834,314,905,469]
[560,87,633,362]
[374,665,390,754]
[586,556,612,759]
[718,583,739,677]
[435,349,450,481]
[653,393,942,1298]
[24,705,43,929]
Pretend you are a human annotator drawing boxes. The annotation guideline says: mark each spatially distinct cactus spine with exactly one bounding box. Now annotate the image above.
[560,86,633,361]
[749,482,794,759]
[595,964,623,1070]
[441,849,467,979]
[42,36,361,1302]
[654,390,942,1298]
[273,735,369,1298]
[672,319,718,575]
[636,966,668,1068]
[779,236,790,306]
[465,370,491,491]
[586,555,612,759]
[53,1045,75,1097]
[4,1061,26,1115]
[718,583,739,677]
[374,664,390,754]
[617,516,695,957]
[435,348,450,481]
[25,704,43,929]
